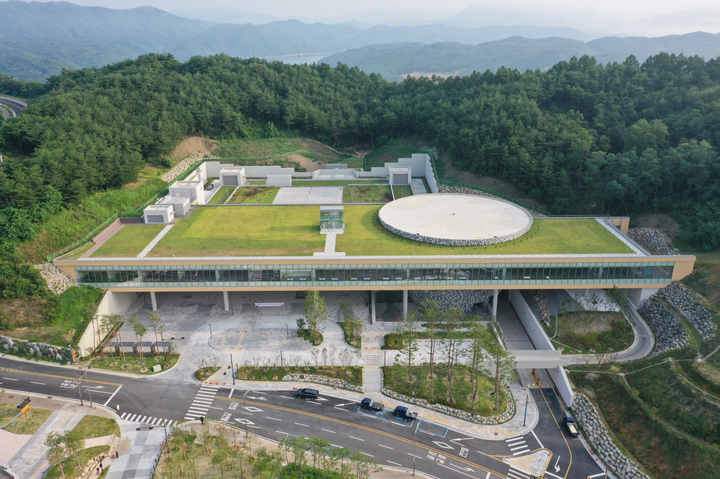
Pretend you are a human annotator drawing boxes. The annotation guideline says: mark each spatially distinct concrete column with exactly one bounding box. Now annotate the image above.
[402,290,408,321]
[223,291,230,311]
[492,289,499,321]
[150,291,158,312]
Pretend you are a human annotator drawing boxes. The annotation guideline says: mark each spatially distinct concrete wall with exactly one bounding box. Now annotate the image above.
[76,291,138,357]
[548,366,575,407]
[423,154,439,194]
[267,175,292,187]
[313,168,358,179]
[506,290,554,350]
[626,288,660,308]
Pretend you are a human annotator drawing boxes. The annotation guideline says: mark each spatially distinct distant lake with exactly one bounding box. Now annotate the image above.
[261,54,328,65]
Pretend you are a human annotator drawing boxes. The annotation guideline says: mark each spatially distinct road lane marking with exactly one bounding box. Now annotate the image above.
[509,445,527,451]
[103,385,122,407]
[387,460,402,466]
[349,436,365,441]
[276,431,288,435]
[228,389,234,399]
[2,377,18,381]
[361,452,374,457]
[543,472,563,479]
[266,417,281,421]
[321,429,336,433]
[450,437,474,442]
[0,366,121,386]
[531,430,544,448]
[295,423,309,427]
[378,444,393,449]
[31,381,45,385]
[217,396,500,476]
[407,453,422,459]
[437,463,479,479]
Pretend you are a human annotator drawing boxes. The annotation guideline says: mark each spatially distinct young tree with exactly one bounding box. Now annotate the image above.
[418,299,442,401]
[440,308,466,404]
[483,324,517,411]
[105,314,127,368]
[303,290,327,334]
[130,317,147,360]
[45,432,68,479]
[465,319,490,415]
[331,446,352,477]
[46,430,85,473]
[396,319,420,396]
[148,312,165,357]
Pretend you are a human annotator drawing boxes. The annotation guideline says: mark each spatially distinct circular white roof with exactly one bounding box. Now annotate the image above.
[378,194,533,245]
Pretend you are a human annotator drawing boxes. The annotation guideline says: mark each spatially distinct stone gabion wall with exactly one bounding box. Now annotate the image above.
[528,290,550,321]
[638,296,690,356]
[161,152,217,183]
[282,374,363,393]
[626,227,678,256]
[35,263,78,295]
[0,335,75,363]
[409,290,492,313]
[573,394,651,479]
[659,282,716,340]
[379,215,532,247]
[381,370,516,424]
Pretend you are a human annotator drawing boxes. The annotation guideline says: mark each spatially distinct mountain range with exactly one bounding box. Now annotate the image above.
[1,1,720,82]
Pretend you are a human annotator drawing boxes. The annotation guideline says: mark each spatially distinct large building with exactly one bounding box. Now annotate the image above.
[54,155,695,317]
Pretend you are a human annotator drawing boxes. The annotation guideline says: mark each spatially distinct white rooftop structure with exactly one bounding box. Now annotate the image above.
[389,166,411,185]
[169,180,205,205]
[219,167,245,187]
[143,204,174,224]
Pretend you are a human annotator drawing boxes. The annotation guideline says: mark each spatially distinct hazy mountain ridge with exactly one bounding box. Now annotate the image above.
[321,32,720,80]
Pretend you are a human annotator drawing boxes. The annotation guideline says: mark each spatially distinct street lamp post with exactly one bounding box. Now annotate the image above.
[523,392,529,427]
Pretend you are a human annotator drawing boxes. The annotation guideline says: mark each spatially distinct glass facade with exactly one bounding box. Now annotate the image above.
[74,261,674,289]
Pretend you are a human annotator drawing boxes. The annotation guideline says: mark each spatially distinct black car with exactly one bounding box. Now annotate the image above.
[392,406,418,421]
[360,398,384,412]
[294,388,319,400]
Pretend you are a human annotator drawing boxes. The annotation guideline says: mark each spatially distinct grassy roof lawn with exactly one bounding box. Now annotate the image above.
[343,185,392,203]
[336,206,635,256]
[392,185,413,199]
[206,186,236,205]
[148,206,325,256]
[90,225,166,258]
[295,180,385,186]
[229,186,279,204]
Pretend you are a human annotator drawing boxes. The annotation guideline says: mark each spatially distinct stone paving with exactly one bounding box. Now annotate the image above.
[273,186,343,204]
[137,224,174,258]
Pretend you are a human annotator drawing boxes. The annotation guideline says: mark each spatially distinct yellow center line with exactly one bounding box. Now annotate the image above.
[236,331,246,349]
[0,366,122,386]
[538,387,573,479]
[17,412,71,472]
[217,395,508,478]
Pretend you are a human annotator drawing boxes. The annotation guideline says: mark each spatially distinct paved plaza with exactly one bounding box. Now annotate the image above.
[273,186,343,204]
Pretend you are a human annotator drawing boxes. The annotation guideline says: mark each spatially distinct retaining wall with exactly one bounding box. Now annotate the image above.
[76,291,138,357]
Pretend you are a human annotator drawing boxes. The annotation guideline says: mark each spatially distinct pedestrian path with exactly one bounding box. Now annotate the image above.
[119,412,177,428]
[184,384,219,421]
[106,421,166,479]
[506,435,531,455]
[137,224,174,258]
[363,367,382,392]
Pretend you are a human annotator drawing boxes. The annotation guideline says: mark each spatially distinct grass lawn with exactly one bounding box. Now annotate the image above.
[548,311,634,353]
[298,329,324,345]
[336,207,635,256]
[195,366,220,381]
[207,186,236,205]
[72,415,120,438]
[294,180,385,186]
[0,404,53,434]
[149,206,325,256]
[90,225,165,257]
[229,186,279,204]
[46,445,109,479]
[392,185,413,199]
[87,354,179,375]
[338,321,361,348]
[343,186,392,203]
[571,370,720,479]
[383,365,506,415]
[235,366,362,386]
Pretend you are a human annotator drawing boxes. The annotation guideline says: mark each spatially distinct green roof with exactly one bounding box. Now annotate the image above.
[89,205,634,258]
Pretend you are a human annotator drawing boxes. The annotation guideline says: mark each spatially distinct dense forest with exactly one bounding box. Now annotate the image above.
[1,52,719,267]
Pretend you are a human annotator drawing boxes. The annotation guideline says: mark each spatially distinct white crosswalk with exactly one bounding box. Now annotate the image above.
[506,465,532,479]
[184,384,219,421]
[120,412,176,428]
[505,435,531,456]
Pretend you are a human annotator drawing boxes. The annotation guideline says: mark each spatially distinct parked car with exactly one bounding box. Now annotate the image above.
[392,406,418,421]
[360,398,384,412]
[563,415,579,437]
[294,388,319,400]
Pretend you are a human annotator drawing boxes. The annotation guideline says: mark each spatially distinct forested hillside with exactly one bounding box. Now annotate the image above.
[1,52,719,263]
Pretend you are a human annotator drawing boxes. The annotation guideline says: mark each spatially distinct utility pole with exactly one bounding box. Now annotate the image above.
[74,371,84,406]
[523,391,529,427]
[230,353,235,385]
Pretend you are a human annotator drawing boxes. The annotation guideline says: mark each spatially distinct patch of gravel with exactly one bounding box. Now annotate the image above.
[626,227,678,256]
[638,296,689,356]
[659,282,716,340]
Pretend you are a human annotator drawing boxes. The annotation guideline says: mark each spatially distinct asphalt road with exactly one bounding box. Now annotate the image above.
[0,357,604,479]
[0,96,25,117]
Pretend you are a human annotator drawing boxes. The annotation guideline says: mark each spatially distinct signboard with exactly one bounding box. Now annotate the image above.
[255,303,285,307]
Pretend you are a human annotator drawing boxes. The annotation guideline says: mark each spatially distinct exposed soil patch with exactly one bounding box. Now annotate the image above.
[300,138,352,159]
[287,153,322,171]
[172,136,218,161]
[633,214,681,239]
